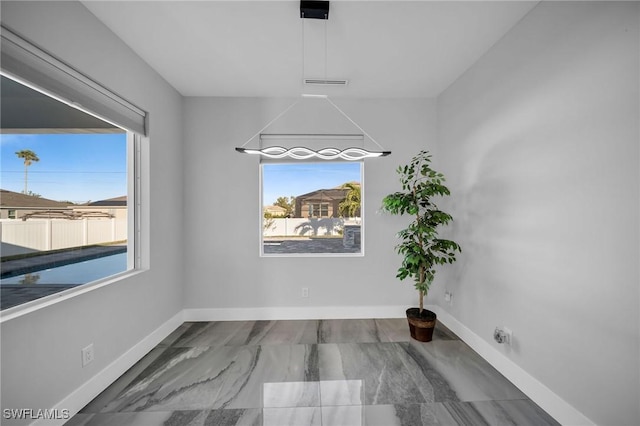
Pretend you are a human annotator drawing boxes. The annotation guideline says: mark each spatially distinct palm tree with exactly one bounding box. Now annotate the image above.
[15,149,39,194]
[338,182,361,218]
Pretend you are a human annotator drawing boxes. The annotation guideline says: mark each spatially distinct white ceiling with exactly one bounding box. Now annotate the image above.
[82,1,538,98]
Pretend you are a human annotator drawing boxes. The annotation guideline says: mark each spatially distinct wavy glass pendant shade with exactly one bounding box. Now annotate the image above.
[236,146,391,160]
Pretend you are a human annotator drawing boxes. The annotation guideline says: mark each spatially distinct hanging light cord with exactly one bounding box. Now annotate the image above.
[324,97,385,151]
[235,6,391,159]
[239,98,302,148]
[301,11,305,83]
[324,14,328,82]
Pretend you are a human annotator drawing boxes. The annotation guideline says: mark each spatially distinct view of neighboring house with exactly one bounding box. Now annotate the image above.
[263,205,288,217]
[72,196,127,220]
[0,189,71,219]
[1,193,128,257]
[293,183,360,218]
[0,190,127,220]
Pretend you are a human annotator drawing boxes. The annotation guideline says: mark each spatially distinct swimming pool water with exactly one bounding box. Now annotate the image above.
[0,253,128,285]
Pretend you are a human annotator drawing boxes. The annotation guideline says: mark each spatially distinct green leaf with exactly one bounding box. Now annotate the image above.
[382,150,461,298]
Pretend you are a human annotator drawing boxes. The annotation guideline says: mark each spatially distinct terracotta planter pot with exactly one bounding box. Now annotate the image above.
[406,308,437,342]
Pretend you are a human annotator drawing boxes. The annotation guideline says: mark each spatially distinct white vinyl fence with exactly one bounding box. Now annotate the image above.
[0,218,126,256]
[263,217,361,237]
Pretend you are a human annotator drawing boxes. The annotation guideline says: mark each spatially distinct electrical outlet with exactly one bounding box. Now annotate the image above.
[494,327,512,345]
[81,344,94,367]
[444,291,453,305]
[301,287,309,298]
[503,327,513,345]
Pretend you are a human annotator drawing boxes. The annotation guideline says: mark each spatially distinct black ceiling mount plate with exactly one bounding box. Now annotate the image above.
[300,1,329,19]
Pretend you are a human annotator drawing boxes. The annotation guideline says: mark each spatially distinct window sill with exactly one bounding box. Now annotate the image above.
[0,268,148,323]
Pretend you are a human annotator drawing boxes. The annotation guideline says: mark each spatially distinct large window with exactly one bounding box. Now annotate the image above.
[261,162,363,256]
[0,78,137,311]
[0,26,146,313]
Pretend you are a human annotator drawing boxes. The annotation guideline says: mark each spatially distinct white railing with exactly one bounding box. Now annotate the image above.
[263,217,361,237]
[0,218,126,256]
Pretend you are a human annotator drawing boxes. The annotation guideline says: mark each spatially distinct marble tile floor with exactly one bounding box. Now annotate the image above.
[69,319,559,426]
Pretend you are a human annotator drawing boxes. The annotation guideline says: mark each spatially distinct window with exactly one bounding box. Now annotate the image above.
[0,26,146,313]
[261,162,363,256]
[309,203,329,218]
[0,95,134,310]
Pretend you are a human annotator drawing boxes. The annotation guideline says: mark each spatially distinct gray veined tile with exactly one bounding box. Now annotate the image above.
[203,408,262,426]
[374,318,411,342]
[225,320,320,346]
[431,400,550,426]
[169,320,318,348]
[431,322,460,341]
[364,404,441,426]
[72,321,559,426]
[163,410,211,426]
[213,344,319,409]
[81,347,169,413]
[223,321,279,346]
[70,409,264,426]
[322,405,365,426]
[263,381,321,407]
[405,340,528,402]
[318,319,388,343]
[100,345,243,412]
[64,414,95,426]
[397,342,459,403]
[364,401,559,426]
[158,323,194,347]
[470,399,560,426]
[168,321,248,348]
[319,380,365,406]
[432,402,492,426]
[264,320,320,345]
[318,343,428,406]
[262,407,322,426]
[64,410,209,426]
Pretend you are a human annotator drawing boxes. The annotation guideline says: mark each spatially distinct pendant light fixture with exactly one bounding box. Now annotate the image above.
[235,1,391,160]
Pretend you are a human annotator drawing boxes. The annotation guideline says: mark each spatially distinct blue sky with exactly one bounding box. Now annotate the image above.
[1,136,359,205]
[262,162,361,206]
[1,133,127,203]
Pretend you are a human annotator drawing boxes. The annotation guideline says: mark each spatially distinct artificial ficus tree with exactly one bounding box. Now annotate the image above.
[381,150,461,314]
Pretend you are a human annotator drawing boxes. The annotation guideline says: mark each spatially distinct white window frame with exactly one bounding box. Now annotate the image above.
[259,161,365,258]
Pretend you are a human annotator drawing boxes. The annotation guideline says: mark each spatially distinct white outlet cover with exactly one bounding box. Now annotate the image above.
[82,344,94,367]
[503,327,513,345]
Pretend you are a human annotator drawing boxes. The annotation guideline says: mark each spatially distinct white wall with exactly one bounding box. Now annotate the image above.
[436,2,639,425]
[183,97,433,312]
[0,1,184,423]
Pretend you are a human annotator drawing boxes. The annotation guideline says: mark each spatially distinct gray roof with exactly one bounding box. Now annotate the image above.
[87,196,127,207]
[0,189,70,209]
[297,188,349,201]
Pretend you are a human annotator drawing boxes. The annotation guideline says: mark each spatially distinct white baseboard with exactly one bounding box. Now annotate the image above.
[430,305,595,426]
[183,305,409,321]
[32,310,185,426]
